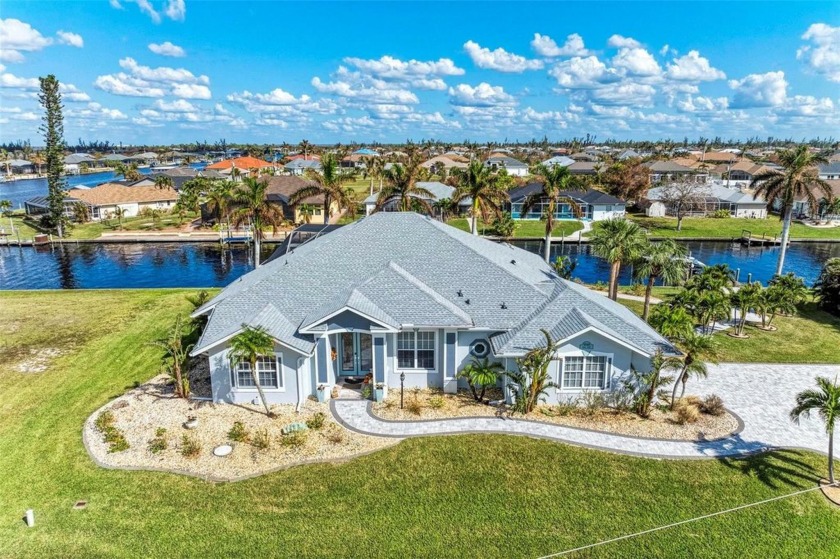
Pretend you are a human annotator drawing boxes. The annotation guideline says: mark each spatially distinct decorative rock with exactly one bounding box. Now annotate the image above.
[112,401,129,410]
[183,418,199,430]
[213,445,233,457]
[281,422,308,435]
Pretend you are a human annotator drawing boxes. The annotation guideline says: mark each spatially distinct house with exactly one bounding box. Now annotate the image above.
[566,161,600,176]
[63,153,95,174]
[508,183,626,222]
[189,212,678,407]
[362,181,470,216]
[645,161,708,184]
[711,160,773,182]
[262,175,337,225]
[484,155,529,177]
[151,167,226,190]
[127,152,160,166]
[4,159,34,175]
[62,182,178,220]
[24,195,84,218]
[818,162,840,180]
[789,180,840,220]
[284,159,322,176]
[645,183,767,218]
[206,157,277,178]
[616,149,641,160]
[100,153,130,166]
[420,155,469,171]
[540,156,575,168]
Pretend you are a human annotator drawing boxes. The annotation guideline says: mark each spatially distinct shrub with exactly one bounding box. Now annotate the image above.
[108,433,130,453]
[148,427,168,454]
[580,391,606,417]
[180,434,201,458]
[95,410,115,432]
[539,406,557,417]
[406,398,423,416]
[251,428,271,450]
[628,283,645,297]
[280,431,308,448]
[815,258,840,316]
[710,209,731,219]
[555,402,577,417]
[428,396,446,410]
[95,410,130,452]
[326,427,344,444]
[701,394,726,416]
[155,427,167,437]
[306,412,326,430]
[228,421,250,443]
[674,402,701,424]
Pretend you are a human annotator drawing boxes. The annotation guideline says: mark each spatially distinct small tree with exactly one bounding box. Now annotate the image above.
[590,217,647,300]
[790,376,840,483]
[148,314,193,399]
[228,326,276,416]
[730,282,762,337]
[552,255,577,280]
[457,358,504,403]
[111,207,126,230]
[39,74,67,237]
[657,181,709,231]
[625,350,677,418]
[0,199,12,216]
[634,239,688,321]
[815,258,840,316]
[505,330,558,414]
[670,332,717,409]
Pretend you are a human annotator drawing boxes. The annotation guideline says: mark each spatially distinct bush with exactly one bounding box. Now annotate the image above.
[815,258,840,316]
[405,396,423,416]
[251,428,271,450]
[228,421,250,443]
[108,433,130,453]
[428,396,446,410]
[710,209,731,219]
[180,434,201,458]
[580,391,606,417]
[674,402,701,424]
[306,412,326,430]
[280,431,308,448]
[95,410,130,452]
[148,428,168,454]
[95,410,115,432]
[326,427,344,444]
[701,394,726,416]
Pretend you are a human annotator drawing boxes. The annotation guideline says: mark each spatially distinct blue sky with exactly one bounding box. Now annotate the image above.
[1,1,839,145]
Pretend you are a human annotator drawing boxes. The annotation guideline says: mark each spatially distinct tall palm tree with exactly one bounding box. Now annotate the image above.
[521,163,585,262]
[299,139,312,160]
[634,239,688,321]
[206,180,235,223]
[750,146,832,275]
[790,376,840,483]
[361,155,382,196]
[589,217,647,300]
[670,332,717,409]
[229,177,284,267]
[450,160,509,236]
[228,326,277,416]
[289,153,352,223]
[375,158,435,213]
[153,174,173,190]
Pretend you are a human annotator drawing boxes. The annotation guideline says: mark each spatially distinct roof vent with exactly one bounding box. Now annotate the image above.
[510,259,516,265]
[457,289,463,297]
[501,302,507,309]
[464,299,470,305]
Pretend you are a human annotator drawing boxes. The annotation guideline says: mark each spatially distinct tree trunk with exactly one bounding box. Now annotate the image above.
[829,428,835,484]
[676,214,683,231]
[642,275,655,321]
[670,368,685,410]
[251,360,272,416]
[324,195,331,225]
[254,231,261,267]
[543,232,551,263]
[471,200,479,235]
[609,261,621,300]
[776,205,792,276]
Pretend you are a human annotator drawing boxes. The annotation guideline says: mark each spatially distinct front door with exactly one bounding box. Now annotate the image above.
[338,332,372,376]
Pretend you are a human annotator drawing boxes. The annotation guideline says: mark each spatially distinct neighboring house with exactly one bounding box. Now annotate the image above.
[616,149,641,160]
[190,212,678,407]
[151,167,226,190]
[645,161,708,184]
[207,157,277,178]
[540,155,575,168]
[363,181,470,216]
[284,159,322,176]
[420,155,469,171]
[62,183,178,220]
[262,175,336,225]
[24,195,84,218]
[711,160,773,182]
[5,159,34,174]
[127,152,160,166]
[64,153,95,174]
[100,153,130,166]
[340,153,368,169]
[788,179,840,220]
[818,162,840,180]
[508,182,626,222]
[484,155,529,177]
[566,161,600,176]
[645,183,767,218]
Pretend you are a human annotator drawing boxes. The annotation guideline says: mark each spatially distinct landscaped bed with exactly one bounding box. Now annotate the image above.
[84,375,397,481]
[371,388,739,441]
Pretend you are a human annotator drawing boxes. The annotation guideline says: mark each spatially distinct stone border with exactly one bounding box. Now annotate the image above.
[366,400,745,443]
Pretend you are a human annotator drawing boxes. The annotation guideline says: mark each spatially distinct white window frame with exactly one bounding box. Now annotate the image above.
[395,330,437,371]
[558,352,613,392]
[230,354,285,392]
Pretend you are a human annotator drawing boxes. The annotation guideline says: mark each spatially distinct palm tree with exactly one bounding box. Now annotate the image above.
[229,177,285,267]
[589,217,647,300]
[670,332,717,408]
[375,158,435,213]
[148,314,192,399]
[299,139,312,160]
[520,163,585,262]
[457,357,504,403]
[790,376,840,483]
[153,174,173,190]
[634,239,688,321]
[228,326,277,416]
[361,155,382,196]
[504,330,559,414]
[730,282,762,337]
[552,255,577,280]
[450,160,509,236]
[650,304,695,340]
[750,146,832,275]
[0,199,12,216]
[298,203,315,224]
[111,206,126,230]
[289,153,352,223]
[205,180,235,223]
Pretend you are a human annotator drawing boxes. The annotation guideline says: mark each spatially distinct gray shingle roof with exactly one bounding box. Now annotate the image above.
[192,213,676,358]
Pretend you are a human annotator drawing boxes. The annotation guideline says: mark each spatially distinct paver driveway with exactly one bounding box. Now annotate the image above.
[331,363,838,459]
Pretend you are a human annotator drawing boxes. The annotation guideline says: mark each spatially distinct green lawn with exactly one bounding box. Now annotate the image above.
[624,214,840,240]
[447,217,583,238]
[5,212,199,241]
[1,290,839,558]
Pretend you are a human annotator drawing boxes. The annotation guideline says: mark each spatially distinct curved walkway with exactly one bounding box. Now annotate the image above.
[331,363,837,460]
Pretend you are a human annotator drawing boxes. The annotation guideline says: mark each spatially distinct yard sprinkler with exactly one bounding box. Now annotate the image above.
[400,372,405,410]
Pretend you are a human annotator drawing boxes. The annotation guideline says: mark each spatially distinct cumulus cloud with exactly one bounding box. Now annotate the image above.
[448,82,516,107]
[343,55,464,81]
[549,56,620,88]
[165,0,186,21]
[0,18,53,62]
[95,57,211,98]
[60,82,92,102]
[775,95,835,116]
[0,70,39,89]
[797,23,840,82]
[728,71,787,108]
[463,40,543,72]
[666,50,725,81]
[607,35,641,49]
[531,33,588,57]
[149,41,186,57]
[588,82,657,107]
[110,0,187,24]
[312,67,419,104]
[67,101,128,121]
[611,44,661,77]
[57,30,84,48]
[675,95,729,113]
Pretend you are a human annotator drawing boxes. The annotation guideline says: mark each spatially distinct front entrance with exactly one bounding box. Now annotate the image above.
[338,332,372,376]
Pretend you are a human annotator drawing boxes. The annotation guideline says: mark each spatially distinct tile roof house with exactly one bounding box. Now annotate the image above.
[508,183,626,222]
[64,182,178,220]
[190,212,677,407]
[206,156,277,177]
[262,175,336,224]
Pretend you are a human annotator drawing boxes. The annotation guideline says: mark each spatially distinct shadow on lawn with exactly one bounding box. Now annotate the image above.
[716,449,820,489]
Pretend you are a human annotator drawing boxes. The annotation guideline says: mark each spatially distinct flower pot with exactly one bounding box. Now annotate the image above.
[374,388,385,403]
[316,389,327,403]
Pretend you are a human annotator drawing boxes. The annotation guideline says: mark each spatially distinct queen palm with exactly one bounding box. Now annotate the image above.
[520,163,585,262]
[589,217,647,300]
[153,174,173,189]
[634,239,688,321]
[450,160,509,236]
[230,177,284,267]
[361,155,383,195]
[670,332,717,409]
[228,326,277,416]
[206,180,235,223]
[790,376,840,483]
[299,139,312,160]
[375,158,435,213]
[289,153,352,223]
[750,146,832,275]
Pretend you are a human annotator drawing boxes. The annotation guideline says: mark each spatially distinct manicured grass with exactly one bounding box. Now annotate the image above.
[6,212,199,241]
[624,214,840,240]
[447,217,583,238]
[1,290,839,558]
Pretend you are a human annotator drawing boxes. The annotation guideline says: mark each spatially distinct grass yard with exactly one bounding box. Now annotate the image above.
[5,212,200,241]
[1,290,839,558]
[447,217,583,238]
[624,214,840,240]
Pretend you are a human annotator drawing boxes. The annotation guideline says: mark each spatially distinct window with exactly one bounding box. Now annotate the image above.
[232,355,281,389]
[584,356,607,388]
[562,355,609,390]
[397,331,436,370]
[563,356,584,388]
[469,339,490,358]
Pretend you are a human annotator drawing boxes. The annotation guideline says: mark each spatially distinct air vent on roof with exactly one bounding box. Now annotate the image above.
[510,259,516,265]
[501,302,507,309]
[457,289,463,297]
[464,299,470,305]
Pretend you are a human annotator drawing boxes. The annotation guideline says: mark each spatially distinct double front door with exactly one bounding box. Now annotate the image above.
[339,332,372,376]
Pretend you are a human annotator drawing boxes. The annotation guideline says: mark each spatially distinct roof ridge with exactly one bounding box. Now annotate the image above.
[386,261,474,325]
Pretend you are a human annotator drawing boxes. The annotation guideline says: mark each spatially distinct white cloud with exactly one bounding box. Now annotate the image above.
[463,40,543,72]
[110,0,186,24]
[448,82,516,107]
[797,23,840,82]
[94,73,166,97]
[549,56,619,88]
[60,82,91,102]
[675,95,729,113]
[521,107,570,129]
[0,18,53,62]
[343,55,464,80]
[728,71,787,108]
[607,35,641,49]
[171,83,211,99]
[666,50,725,81]
[153,98,198,112]
[119,57,208,84]
[312,67,418,104]
[229,88,308,106]
[775,95,835,116]
[165,0,186,21]
[56,30,84,48]
[67,102,128,121]
[531,33,588,57]
[611,45,661,77]
[148,41,185,57]
[589,82,657,107]
[95,57,210,98]
[0,70,39,89]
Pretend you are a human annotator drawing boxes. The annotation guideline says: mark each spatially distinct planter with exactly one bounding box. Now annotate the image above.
[374,388,385,403]
[316,388,328,403]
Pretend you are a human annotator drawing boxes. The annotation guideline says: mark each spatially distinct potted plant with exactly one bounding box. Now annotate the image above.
[374,383,385,403]
[316,384,328,403]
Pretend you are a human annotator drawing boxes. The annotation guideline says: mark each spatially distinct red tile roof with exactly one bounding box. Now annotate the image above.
[206,156,275,170]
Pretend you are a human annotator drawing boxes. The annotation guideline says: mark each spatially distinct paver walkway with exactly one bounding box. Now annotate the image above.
[331,363,837,459]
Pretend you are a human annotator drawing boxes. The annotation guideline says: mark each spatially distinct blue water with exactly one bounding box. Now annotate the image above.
[0,240,836,290]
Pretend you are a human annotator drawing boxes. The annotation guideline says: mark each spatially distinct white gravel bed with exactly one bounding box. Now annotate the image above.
[84,376,399,481]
